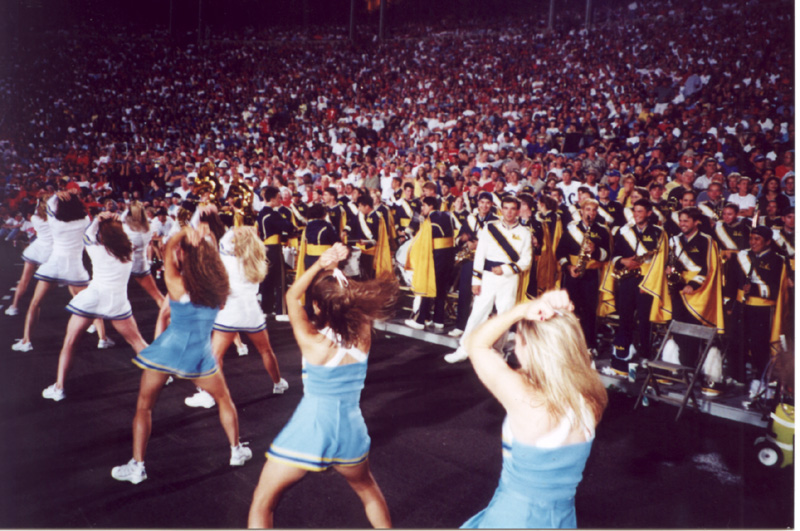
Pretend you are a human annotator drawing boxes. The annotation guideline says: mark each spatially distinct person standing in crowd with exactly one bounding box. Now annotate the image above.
[322,186,347,240]
[392,182,420,242]
[185,226,288,409]
[258,186,294,318]
[122,201,165,309]
[534,195,563,296]
[517,193,542,300]
[5,194,53,316]
[112,225,251,485]
[248,243,398,528]
[445,196,532,363]
[665,207,724,369]
[461,289,606,528]
[297,203,340,275]
[12,189,110,352]
[724,226,788,387]
[556,198,611,356]
[405,196,457,330]
[606,199,669,375]
[42,212,150,401]
[595,183,625,233]
[449,192,498,338]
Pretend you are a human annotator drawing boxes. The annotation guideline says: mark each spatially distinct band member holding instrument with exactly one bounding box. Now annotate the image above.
[608,200,668,375]
[556,199,611,355]
[666,207,725,368]
[448,192,498,338]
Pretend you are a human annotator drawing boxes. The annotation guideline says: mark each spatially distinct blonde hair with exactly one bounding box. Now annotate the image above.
[516,312,607,429]
[233,227,267,284]
[126,201,150,232]
[36,193,52,219]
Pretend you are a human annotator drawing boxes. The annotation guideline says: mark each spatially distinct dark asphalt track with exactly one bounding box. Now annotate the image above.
[0,248,793,528]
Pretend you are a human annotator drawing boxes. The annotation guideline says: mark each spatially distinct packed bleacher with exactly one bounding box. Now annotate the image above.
[1,0,794,402]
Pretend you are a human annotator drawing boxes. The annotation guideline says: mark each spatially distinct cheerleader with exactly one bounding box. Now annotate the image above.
[121,201,165,308]
[12,189,110,352]
[460,290,607,528]
[185,226,288,409]
[42,212,149,401]
[5,194,53,316]
[111,225,250,485]
[248,243,398,528]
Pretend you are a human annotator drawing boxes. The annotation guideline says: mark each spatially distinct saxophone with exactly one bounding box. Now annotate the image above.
[574,233,593,278]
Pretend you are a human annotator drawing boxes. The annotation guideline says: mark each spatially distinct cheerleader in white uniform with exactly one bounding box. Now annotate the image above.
[185,226,287,409]
[42,212,150,401]
[12,188,110,352]
[5,194,53,316]
[122,201,165,308]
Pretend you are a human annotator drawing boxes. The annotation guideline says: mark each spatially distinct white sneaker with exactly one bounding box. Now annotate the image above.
[87,324,97,334]
[98,337,116,349]
[424,320,434,327]
[274,314,290,322]
[230,443,252,466]
[273,378,289,394]
[237,343,249,356]
[4,306,18,316]
[447,328,463,338]
[185,389,216,408]
[444,348,469,364]
[12,340,33,352]
[112,458,147,484]
[432,322,445,330]
[404,319,425,330]
[42,384,65,402]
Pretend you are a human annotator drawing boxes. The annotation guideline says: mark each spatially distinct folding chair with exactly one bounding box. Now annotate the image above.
[634,320,718,421]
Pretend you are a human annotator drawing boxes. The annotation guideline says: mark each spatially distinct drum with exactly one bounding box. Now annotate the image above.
[283,246,298,270]
[343,246,362,277]
[394,238,414,286]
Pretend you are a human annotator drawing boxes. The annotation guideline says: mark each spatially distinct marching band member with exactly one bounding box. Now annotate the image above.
[605,200,669,375]
[724,226,789,387]
[445,196,532,363]
[665,207,725,368]
[556,198,611,355]
[448,192,498,338]
[257,186,295,318]
[404,197,457,330]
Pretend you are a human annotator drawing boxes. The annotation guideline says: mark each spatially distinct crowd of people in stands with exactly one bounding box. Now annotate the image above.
[0,0,794,524]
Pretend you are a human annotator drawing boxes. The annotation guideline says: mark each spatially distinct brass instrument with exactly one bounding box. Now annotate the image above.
[193,162,221,205]
[666,248,686,291]
[454,242,476,266]
[613,248,657,281]
[226,175,256,226]
[574,233,593,278]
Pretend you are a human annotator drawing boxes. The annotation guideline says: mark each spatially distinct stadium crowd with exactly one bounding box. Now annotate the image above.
[1,0,794,399]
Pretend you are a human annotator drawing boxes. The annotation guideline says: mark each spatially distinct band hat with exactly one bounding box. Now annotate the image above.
[751,226,773,241]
